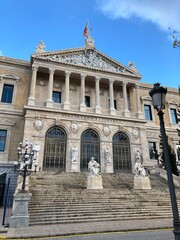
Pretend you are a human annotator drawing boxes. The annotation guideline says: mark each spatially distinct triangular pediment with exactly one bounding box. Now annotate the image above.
[31,47,141,78]
[0,74,20,81]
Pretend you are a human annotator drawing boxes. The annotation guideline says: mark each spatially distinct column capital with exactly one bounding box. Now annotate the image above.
[109,78,114,84]
[49,67,55,74]
[95,76,101,81]
[65,70,71,76]
[135,83,139,89]
[81,73,86,79]
[122,81,128,86]
[32,64,39,71]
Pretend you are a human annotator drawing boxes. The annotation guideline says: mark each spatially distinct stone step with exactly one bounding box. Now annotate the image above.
[28,171,179,226]
[29,214,172,226]
[29,211,172,221]
[29,206,173,214]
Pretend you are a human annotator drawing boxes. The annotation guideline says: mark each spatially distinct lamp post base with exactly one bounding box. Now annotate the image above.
[173,220,180,240]
[10,192,31,228]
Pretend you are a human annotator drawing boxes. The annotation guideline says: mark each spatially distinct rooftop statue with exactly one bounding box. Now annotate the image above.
[35,41,46,53]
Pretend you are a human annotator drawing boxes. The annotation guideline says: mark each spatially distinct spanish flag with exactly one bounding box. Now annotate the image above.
[83,23,88,36]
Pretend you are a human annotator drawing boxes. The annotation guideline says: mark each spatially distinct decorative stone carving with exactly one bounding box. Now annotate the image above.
[119,125,124,131]
[132,128,139,139]
[35,41,46,53]
[36,49,135,75]
[54,83,60,88]
[88,122,93,128]
[39,81,45,86]
[71,122,79,134]
[128,61,138,73]
[85,35,95,48]
[103,125,110,136]
[146,132,159,138]
[33,117,44,131]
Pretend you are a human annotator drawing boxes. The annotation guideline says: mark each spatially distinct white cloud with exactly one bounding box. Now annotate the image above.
[0,50,3,56]
[96,0,180,32]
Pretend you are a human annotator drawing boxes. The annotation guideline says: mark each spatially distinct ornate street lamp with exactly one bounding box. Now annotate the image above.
[149,83,180,239]
[14,140,38,191]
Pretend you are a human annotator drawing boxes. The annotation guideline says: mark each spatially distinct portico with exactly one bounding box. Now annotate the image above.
[27,61,143,119]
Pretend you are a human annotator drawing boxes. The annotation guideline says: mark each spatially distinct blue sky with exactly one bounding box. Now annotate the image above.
[0,0,179,89]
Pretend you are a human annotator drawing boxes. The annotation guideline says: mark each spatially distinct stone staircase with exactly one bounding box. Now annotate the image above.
[28,172,180,226]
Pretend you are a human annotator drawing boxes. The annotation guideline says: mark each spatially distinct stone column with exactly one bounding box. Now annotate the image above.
[80,74,86,112]
[122,81,130,117]
[64,71,71,110]
[135,84,144,119]
[95,76,101,114]
[46,68,55,108]
[28,64,39,105]
[109,79,116,115]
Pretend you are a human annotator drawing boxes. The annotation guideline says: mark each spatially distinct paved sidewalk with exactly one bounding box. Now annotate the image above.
[0,218,173,239]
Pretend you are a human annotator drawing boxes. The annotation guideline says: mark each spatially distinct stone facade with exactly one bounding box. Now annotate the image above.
[0,39,179,175]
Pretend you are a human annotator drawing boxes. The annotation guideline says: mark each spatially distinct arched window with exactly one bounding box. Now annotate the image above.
[80,129,100,171]
[113,132,131,172]
[43,126,67,171]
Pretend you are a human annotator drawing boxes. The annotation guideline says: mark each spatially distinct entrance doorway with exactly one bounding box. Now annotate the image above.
[113,132,131,172]
[43,126,67,171]
[80,129,100,171]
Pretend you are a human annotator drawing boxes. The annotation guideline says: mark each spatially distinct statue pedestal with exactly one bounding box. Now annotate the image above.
[71,162,78,172]
[105,163,113,173]
[87,175,103,189]
[10,192,32,228]
[134,176,151,190]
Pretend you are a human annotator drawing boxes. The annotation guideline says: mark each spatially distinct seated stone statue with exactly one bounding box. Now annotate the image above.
[134,161,146,177]
[88,157,100,176]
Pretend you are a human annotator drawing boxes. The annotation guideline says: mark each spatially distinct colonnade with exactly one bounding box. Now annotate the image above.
[28,64,144,118]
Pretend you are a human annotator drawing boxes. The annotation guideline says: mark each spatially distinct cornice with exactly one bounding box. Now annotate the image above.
[0,56,30,68]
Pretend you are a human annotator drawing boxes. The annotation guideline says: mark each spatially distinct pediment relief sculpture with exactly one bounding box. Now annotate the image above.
[33,48,141,77]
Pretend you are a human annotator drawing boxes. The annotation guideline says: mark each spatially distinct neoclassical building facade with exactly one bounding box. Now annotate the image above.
[0,37,179,176]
